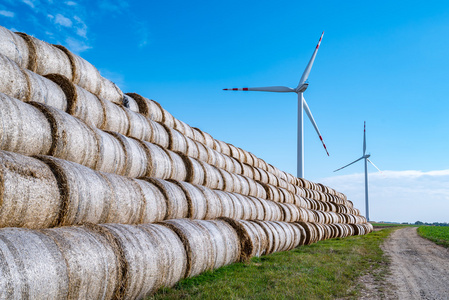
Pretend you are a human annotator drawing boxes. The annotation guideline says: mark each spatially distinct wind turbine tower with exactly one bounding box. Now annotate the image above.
[334,122,381,221]
[223,32,329,178]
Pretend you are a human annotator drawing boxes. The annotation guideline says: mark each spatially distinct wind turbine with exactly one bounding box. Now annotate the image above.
[223,32,328,179]
[334,122,381,221]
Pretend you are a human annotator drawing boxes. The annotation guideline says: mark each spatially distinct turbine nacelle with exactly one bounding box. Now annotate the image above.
[296,83,309,93]
[364,154,371,159]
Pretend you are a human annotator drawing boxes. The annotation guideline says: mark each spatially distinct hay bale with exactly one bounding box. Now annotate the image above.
[53,45,102,95]
[212,139,222,152]
[247,196,265,220]
[108,132,148,178]
[140,141,172,179]
[160,219,214,278]
[0,53,29,101]
[212,150,226,169]
[273,221,295,252]
[16,33,72,80]
[183,155,205,185]
[296,222,318,245]
[100,98,130,136]
[255,182,267,199]
[0,228,69,299]
[191,127,206,144]
[45,73,103,127]
[195,185,222,220]
[255,167,269,184]
[98,76,123,104]
[178,120,195,139]
[236,194,256,220]
[291,222,307,246]
[32,102,99,169]
[138,224,187,287]
[218,168,234,192]
[0,151,60,229]
[245,176,258,197]
[148,119,170,148]
[134,179,167,223]
[222,154,235,173]
[92,128,127,175]
[160,107,176,129]
[185,136,199,159]
[126,93,164,122]
[100,172,145,224]
[253,220,276,255]
[100,224,160,299]
[235,174,250,196]
[123,94,140,112]
[172,181,208,220]
[214,190,235,219]
[201,130,215,149]
[228,144,240,161]
[0,93,52,156]
[37,155,111,226]
[166,126,188,154]
[23,70,68,110]
[200,160,224,190]
[193,220,240,269]
[0,26,29,68]
[147,178,188,220]
[217,140,231,156]
[165,149,187,181]
[241,163,254,179]
[228,193,244,220]
[238,220,264,257]
[41,225,121,300]
[124,107,152,142]
[195,140,209,162]
[218,217,253,261]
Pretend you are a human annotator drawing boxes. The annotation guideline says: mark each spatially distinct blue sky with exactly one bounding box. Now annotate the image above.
[1,0,448,222]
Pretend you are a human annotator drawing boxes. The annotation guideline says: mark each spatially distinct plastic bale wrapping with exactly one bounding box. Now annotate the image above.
[100,172,145,224]
[22,70,68,110]
[16,33,72,80]
[183,155,205,186]
[126,93,164,122]
[228,193,244,220]
[100,224,160,299]
[214,190,235,219]
[41,225,121,300]
[200,130,215,149]
[178,120,195,139]
[32,103,99,169]
[160,107,176,129]
[218,217,253,261]
[98,76,123,105]
[108,132,148,178]
[0,54,29,101]
[100,98,130,136]
[0,26,29,68]
[165,126,188,154]
[247,196,266,220]
[37,155,111,226]
[199,160,224,190]
[212,150,226,169]
[53,45,102,95]
[258,221,281,254]
[185,136,199,159]
[45,74,104,127]
[235,194,254,220]
[124,107,152,142]
[172,181,208,220]
[139,224,187,287]
[297,222,318,245]
[0,151,60,229]
[191,127,206,144]
[140,141,172,179]
[166,149,187,182]
[0,228,69,299]
[133,179,167,223]
[238,220,267,257]
[194,220,240,269]
[147,178,188,220]
[253,220,276,255]
[148,119,170,148]
[195,185,222,220]
[218,168,234,193]
[0,93,52,156]
[222,155,235,173]
[92,128,127,175]
[194,140,209,162]
[161,219,215,278]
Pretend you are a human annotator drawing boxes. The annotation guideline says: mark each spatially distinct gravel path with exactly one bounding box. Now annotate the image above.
[379,227,449,299]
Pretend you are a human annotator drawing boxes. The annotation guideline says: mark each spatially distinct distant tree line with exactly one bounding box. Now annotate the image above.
[413,221,449,226]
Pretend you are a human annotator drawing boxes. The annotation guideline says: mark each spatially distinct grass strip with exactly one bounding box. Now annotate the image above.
[417,226,449,248]
[148,228,396,300]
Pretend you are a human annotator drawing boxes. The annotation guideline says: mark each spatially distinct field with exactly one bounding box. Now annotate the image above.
[417,226,449,248]
[149,227,397,300]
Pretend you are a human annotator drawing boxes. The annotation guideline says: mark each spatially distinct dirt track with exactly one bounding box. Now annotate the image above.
[361,227,449,299]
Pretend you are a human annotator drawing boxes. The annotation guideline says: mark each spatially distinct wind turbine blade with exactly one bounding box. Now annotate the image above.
[367,158,381,172]
[303,97,329,156]
[223,86,295,92]
[297,31,324,88]
[363,121,366,155]
[333,157,364,172]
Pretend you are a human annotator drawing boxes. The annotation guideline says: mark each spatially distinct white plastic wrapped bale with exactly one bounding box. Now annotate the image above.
[146,178,188,220]
[133,179,167,223]
[0,26,29,68]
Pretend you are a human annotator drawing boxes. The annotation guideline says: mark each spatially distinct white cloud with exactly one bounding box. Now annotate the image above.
[65,1,77,5]
[65,37,91,53]
[54,14,72,27]
[0,10,14,17]
[318,169,449,223]
[73,15,87,38]
[22,0,36,8]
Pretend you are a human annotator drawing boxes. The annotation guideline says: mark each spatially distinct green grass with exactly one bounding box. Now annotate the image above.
[148,228,397,300]
[417,226,449,248]
[371,222,417,228]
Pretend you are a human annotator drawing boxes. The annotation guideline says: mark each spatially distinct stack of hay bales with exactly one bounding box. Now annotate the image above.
[0,25,373,298]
